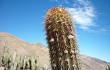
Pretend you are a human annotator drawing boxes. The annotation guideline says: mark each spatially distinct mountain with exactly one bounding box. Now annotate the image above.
[0,32,109,70]
[0,32,49,67]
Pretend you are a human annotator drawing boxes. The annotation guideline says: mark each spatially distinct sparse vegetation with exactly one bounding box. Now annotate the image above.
[0,46,50,70]
[45,8,80,70]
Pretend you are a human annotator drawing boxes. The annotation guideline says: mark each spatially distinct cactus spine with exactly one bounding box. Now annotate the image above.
[106,64,110,70]
[45,8,80,70]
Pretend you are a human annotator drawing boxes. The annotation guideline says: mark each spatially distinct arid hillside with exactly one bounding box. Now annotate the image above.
[0,32,109,70]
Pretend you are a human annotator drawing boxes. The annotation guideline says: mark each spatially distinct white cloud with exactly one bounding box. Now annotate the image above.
[85,27,110,33]
[66,0,96,30]
[64,0,69,4]
[99,28,110,32]
[50,0,58,2]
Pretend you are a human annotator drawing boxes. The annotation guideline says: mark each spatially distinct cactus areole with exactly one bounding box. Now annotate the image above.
[45,8,80,70]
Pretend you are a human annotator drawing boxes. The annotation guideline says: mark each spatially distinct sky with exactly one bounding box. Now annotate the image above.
[0,0,110,62]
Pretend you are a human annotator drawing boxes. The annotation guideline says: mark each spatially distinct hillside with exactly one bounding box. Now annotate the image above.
[0,32,109,70]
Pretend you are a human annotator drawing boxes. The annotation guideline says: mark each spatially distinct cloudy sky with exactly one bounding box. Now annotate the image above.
[0,0,110,62]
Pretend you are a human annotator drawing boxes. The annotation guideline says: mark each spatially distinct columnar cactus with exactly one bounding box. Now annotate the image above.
[1,47,9,66]
[0,46,39,70]
[106,64,110,70]
[45,8,80,70]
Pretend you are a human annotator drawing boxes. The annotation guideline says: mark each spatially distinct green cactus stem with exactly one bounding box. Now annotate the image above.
[0,46,40,70]
[106,64,110,70]
[1,47,9,66]
[45,8,80,70]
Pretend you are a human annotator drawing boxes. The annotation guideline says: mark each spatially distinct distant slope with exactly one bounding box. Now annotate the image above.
[0,32,50,66]
[0,32,108,70]
[80,54,108,70]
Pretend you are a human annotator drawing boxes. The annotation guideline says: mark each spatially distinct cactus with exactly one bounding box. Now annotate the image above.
[106,64,110,70]
[7,54,12,70]
[30,56,36,70]
[0,46,42,70]
[45,8,80,70]
[1,46,9,66]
